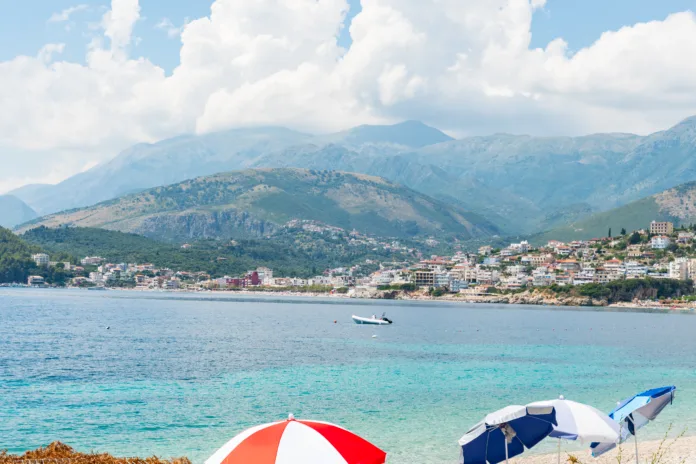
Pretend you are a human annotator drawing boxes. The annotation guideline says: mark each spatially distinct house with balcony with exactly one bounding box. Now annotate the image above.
[651,236,671,250]
[678,232,694,244]
[624,261,648,279]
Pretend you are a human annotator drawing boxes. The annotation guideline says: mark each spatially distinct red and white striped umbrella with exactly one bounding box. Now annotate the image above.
[206,415,387,464]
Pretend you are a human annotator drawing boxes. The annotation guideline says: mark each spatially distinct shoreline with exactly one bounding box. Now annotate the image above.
[116,287,696,313]
[9,285,696,313]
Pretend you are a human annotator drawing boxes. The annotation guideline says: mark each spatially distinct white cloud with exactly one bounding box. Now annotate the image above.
[37,44,66,64]
[4,0,696,188]
[156,17,189,39]
[48,4,89,23]
[102,0,141,52]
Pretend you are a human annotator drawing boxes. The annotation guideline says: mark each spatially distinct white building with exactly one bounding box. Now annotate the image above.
[32,253,49,266]
[371,270,402,287]
[309,276,332,286]
[500,248,516,257]
[532,268,555,287]
[433,272,451,288]
[89,272,104,283]
[478,246,493,256]
[451,279,468,292]
[509,240,531,254]
[678,232,694,244]
[28,275,45,286]
[555,246,572,256]
[81,256,104,266]
[476,269,500,285]
[625,262,648,279]
[572,273,594,285]
[450,265,478,283]
[669,258,689,280]
[651,236,671,250]
[500,275,524,290]
[506,265,527,275]
[687,259,696,282]
[256,267,274,285]
[604,259,624,274]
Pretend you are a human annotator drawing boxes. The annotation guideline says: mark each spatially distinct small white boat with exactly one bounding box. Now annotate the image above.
[352,313,393,325]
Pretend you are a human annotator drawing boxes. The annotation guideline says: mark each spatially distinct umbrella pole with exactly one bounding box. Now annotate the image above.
[557,439,561,464]
[505,439,509,464]
[634,430,639,464]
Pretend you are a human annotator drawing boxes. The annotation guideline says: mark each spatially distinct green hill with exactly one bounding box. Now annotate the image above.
[533,181,696,243]
[21,226,421,278]
[0,227,72,284]
[19,168,499,241]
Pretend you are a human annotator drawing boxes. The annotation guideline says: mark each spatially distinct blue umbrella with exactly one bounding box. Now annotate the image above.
[591,386,676,463]
[459,403,557,464]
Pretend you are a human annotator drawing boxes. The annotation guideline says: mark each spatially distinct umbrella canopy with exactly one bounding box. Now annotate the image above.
[591,386,677,457]
[459,403,557,464]
[533,398,620,443]
[206,416,386,464]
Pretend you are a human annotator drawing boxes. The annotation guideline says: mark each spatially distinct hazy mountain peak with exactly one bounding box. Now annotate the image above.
[0,195,38,228]
[664,115,696,136]
[333,120,454,148]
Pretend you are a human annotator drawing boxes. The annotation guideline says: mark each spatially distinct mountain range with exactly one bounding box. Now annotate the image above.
[9,116,696,236]
[0,195,38,228]
[19,168,499,242]
[9,121,450,218]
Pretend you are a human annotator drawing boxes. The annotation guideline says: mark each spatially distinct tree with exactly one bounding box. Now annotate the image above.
[608,228,612,238]
[628,232,641,245]
[620,228,627,236]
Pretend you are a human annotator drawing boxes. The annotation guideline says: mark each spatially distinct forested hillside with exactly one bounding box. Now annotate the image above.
[0,227,71,284]
[22,226,421,278]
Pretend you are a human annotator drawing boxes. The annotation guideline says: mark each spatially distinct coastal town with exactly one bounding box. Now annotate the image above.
[12,220,696,307]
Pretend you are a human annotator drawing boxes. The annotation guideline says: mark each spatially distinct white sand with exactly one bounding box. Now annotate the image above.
[516,435,696,464]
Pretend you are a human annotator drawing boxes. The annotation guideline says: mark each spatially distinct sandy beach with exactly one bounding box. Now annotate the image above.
[518,435,696,464]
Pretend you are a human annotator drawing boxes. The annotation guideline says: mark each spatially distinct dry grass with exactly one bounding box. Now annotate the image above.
[564,425,687,464]
[0,442,190,464]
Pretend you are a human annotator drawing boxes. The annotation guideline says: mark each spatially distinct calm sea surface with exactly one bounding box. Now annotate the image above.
[1,289,695,463]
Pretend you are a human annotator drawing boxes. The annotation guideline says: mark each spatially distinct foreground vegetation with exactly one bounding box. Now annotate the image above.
[0,442,189,464]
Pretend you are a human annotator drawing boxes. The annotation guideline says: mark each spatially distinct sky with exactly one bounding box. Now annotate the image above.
[1,0,696,193]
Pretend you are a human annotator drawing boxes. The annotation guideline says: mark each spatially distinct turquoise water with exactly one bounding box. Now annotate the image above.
[1,289,695,463]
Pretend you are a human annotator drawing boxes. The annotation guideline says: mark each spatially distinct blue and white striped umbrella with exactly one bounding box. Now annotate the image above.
[591,386,676,460]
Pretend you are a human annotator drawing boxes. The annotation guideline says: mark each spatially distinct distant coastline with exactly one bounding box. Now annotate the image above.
[8,285,696,314]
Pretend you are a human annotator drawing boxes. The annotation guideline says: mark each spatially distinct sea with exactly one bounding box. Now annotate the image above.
[1,288,695,463]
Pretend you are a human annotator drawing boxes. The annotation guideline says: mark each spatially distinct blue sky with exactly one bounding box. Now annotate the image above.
[2,0,693,73]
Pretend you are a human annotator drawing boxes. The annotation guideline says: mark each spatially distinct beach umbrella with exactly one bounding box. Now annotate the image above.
[459,402,557,464]
[205,414,387,464]
[591,386,677,463]
[530,397,620,464]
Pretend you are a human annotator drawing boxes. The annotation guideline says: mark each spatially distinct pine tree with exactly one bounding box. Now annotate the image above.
[620,228,626,235]
[608,228,612,238]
